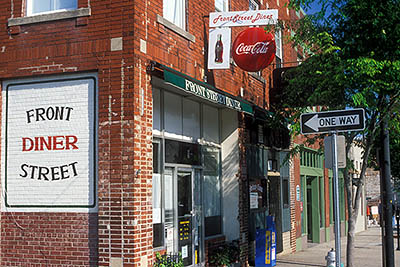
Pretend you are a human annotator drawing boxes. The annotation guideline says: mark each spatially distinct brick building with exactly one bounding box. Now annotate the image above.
[0,0,314,266]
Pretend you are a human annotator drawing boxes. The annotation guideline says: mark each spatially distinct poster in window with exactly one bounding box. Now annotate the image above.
[167,228,174,254]
[208,28,231,70]
[250,192,259,209]
[182,245,188,258]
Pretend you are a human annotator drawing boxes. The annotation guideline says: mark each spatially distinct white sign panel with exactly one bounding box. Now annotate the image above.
[209,10,278,28]
[182,245,188,258]
[296,185,300,201]
[324,135,346,169]
[166,228,174,254]
[301,109,365,134]
[250,192,259,209]
[208,28,231,69]
[2,75,97,212]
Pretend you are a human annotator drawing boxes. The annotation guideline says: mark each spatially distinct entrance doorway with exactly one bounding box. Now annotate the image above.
[269,176,283,253]
[307,182,313,241]
[306,176,319,243]
[165,167,204,266]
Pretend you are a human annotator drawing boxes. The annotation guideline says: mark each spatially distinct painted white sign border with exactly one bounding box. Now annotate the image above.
[209,10,278,28]
[1,74,98,213]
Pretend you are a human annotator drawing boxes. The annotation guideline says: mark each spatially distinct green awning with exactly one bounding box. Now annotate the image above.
[161,66,254,115]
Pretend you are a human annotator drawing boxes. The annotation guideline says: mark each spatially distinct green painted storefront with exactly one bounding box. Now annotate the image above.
[296,147,346,251]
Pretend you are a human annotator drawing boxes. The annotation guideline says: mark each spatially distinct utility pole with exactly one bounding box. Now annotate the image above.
[379,116,395,267]
[331,132,342,267]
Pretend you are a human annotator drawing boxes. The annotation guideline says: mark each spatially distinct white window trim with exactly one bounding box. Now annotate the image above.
[26,0,78,17]
[8,8,90,27]
[275,29,283,60]
[215,0,229,12]
[157,15,195,42]
[248,0,262,78]
[249,0,259,10]
[163,0,186,30]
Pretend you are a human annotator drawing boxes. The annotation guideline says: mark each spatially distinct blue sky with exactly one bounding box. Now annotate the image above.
[303,1,323,15]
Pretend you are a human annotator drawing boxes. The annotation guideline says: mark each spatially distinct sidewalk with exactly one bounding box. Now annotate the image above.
[276,226,400,267]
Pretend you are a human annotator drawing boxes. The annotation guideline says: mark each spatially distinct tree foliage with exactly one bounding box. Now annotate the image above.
[277,0,400,266]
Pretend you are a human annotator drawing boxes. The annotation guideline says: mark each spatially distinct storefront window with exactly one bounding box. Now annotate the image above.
[153,88,161,133]
[164,91,183,137]
[153,142,163,247]
[282,179,289,207]
[165,139,201,165]
[153,88,224,255]
[183,99,200,140]
[202,105,220,143]
[203,148,222,237]
[164,169,174,230]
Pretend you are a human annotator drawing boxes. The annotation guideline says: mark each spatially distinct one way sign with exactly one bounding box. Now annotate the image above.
[301,108,365,134]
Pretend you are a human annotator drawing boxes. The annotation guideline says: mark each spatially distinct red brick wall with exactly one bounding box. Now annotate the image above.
[0,0,141,266]
[1,213,98,266]
[290,142,299,251]
[293,148,302,239]
[0,0,302,266]
[133,0,300,264]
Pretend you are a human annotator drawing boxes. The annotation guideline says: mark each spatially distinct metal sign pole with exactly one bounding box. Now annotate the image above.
[332,132,341,267]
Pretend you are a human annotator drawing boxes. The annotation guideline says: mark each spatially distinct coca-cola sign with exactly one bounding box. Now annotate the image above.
[232,28,276,72]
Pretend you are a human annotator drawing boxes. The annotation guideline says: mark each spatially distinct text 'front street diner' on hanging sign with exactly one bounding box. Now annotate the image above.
[2,77,96,211]
[301,108,365,135]
[209,10,278,27]
[232,27,276,72]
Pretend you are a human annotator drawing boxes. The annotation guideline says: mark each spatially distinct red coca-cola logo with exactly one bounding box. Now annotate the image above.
[232,28,276,72]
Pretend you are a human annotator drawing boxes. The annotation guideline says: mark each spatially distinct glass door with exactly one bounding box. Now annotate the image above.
[177,170,193,266]
[164,168,175,255]
[165,167,203,266]
[193,169,203,265]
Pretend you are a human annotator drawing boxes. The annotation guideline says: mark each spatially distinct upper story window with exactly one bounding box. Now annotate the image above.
[275,29,282,67]
[300,149,322,168]
[249,0,262,77]
[249,0,259,10]
[27,0,77,16]
[163,0,186,29]
[215,0,228,12]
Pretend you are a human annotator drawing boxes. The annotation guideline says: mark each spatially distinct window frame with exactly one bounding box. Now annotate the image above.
[163,0,186,30]
[248,0,264,78]
[275,29,283,67]
[282,177,290,208]
[203,146,223,237]
[152,139,165,248]
[152,88,224,245]
[249,0,259,10]
[215,0,229,12]
[26,0,78,16]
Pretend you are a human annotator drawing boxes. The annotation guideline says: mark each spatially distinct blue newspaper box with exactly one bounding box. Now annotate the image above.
[255,216,276,267]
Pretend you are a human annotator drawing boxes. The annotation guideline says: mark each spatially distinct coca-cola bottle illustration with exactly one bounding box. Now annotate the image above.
[214,34,223,63]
